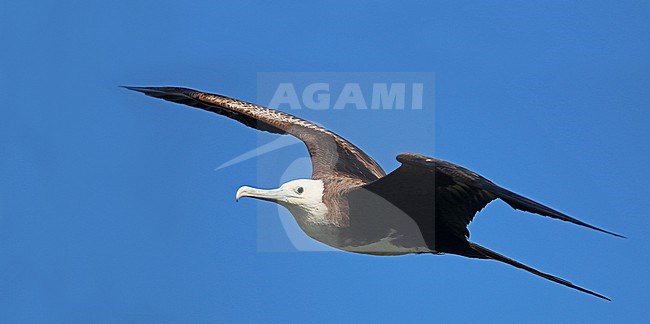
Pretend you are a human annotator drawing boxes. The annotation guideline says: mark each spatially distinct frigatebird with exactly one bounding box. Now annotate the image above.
[124,86,622,300]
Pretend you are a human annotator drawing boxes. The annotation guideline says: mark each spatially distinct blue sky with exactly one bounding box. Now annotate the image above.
[1,1,649,322]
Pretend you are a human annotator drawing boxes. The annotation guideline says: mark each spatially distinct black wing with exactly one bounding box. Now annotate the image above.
[123,86,385,182]
[356,152,620,300]
[373,153,622,238]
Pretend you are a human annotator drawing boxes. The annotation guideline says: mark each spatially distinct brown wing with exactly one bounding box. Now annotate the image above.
[124,86,385,182]
[361,152,622,239]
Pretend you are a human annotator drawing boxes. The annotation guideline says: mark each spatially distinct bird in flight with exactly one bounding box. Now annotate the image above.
[124,86,622,300]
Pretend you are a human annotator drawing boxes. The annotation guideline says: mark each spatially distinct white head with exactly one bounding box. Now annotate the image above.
[235,179,329,225]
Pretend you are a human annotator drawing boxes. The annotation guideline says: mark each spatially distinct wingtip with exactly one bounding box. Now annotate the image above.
[120,86,192,98]
[120,85,151,93]
[585,289,612,301]
[609,232,627,239]
[591,226,626,239]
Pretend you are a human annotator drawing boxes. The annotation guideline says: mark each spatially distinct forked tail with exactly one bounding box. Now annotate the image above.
[468,242,610,301]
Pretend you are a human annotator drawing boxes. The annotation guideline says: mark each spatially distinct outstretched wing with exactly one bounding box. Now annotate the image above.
[124,86,385,182]
[358,152,618,300]
[360,152,622,239]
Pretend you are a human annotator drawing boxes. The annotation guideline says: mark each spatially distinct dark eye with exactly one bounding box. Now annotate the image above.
[296,187,304,194]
